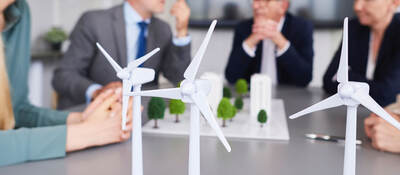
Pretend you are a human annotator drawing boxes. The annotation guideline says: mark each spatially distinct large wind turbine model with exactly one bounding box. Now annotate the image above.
[129,20,231,175]
[96,43,160,175]
[289,18,400,175]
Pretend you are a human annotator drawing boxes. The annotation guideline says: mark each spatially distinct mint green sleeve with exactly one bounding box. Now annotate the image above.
[13,101,69,128]
[0,125,67,166]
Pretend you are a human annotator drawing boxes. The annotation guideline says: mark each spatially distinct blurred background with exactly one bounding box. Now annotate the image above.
[26,0,400,108]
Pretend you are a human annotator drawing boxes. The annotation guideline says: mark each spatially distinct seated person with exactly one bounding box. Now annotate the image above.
[365,110,400,153]
[323,0,400,107]
[225,0,314,86]
[52,0,191,109]
[0,0,132,166]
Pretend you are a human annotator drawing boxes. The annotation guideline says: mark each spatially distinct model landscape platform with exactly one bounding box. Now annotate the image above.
[143,98,290,141]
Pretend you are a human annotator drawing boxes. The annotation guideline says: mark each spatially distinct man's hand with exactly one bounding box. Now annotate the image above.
[170,0,190,38]
[365,111,400,153]
[92,81,122,101]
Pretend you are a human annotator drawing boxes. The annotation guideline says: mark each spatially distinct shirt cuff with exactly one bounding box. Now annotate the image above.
[242,41,256,58]
[85,84,102,104]
[276,41,291,57]
[172,36,191,46]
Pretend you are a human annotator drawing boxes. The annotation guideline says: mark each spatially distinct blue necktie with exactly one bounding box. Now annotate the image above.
[136,21,148,62]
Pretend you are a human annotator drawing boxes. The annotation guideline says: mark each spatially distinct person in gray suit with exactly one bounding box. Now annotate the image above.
[52,0,191,109]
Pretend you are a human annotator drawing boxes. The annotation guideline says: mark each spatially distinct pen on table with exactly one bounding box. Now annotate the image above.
[305,133,363,145]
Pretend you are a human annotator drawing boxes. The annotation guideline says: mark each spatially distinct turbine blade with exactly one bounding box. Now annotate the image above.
[337,17,349,83]
[184,20,217,81]
[191,92,231,152]
[351,92,400,130]
[96,42,123,73]
[128,88,182,100]
[289,94,343,119]
[128,48,160,69]
[121,80,132,130]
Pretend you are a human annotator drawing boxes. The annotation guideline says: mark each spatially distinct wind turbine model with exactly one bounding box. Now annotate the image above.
[289,18,400,175]
[96,43,160,175]
[129,20,231,175]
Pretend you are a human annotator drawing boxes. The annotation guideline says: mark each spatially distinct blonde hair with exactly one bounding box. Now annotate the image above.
[0,36,15,130]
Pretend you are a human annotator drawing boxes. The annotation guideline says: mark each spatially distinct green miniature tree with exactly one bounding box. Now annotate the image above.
[223,87,232,99]
[217,98,234,127]
[169,99,185,123]
[235,79,248,97]
[234,97,244,111]
[257,109,268,128]
[148,97,166,129]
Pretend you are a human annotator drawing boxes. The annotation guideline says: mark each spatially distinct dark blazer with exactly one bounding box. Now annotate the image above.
[52,4,191,109]
[224,13,314,86]
[323,14,400,107]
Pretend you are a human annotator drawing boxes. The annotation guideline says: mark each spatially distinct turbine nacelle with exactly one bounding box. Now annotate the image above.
[130,68,155,86]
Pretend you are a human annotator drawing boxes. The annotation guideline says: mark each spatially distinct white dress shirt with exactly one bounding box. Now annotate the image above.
[366,33,377,80]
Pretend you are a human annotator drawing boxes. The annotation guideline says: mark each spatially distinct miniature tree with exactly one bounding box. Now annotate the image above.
[148,97,166,129]
[235,79,248,97]
[169,99,185,123]
[234,97,244,111]
[223,87,232,99]
[217,98,234,127]
[257,109,268,128]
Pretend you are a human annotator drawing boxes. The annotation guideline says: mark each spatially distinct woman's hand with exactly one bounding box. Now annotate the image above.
[66,89,122,124]
[66,90,132,152]
[365,111,400,153]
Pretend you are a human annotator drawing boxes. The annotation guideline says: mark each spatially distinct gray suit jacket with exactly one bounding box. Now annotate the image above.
[52,5,191,110]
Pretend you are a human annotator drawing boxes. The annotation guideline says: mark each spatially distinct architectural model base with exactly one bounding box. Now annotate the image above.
[142,99,290,141]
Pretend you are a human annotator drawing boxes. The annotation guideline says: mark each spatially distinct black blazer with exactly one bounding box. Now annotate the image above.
[224,13,314,86]
[323,14,400,107]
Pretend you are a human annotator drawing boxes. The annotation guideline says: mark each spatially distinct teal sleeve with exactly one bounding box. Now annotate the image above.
[0,125,67,166]
[14,101,69,128]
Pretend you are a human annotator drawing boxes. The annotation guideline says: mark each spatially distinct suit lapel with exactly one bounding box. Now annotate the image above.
[375,19,396,77]
[112,5,128,67]
[354,25,370,76]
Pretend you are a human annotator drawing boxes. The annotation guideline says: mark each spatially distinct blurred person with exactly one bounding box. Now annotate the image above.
[52,0,192,109]
[225,0,314,86]
[323,0,400,107]
[0,0,132,166]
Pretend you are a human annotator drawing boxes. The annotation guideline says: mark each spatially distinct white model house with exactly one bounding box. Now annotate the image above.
[200,72,223,115]
[250,74,272,118]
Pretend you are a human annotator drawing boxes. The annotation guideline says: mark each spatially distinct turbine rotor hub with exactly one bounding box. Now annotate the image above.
[339,83,355,98]
[117,68,130,80]
[181,80,196,96]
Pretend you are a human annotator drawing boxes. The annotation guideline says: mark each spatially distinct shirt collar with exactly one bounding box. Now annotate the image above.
[123,2,150,25]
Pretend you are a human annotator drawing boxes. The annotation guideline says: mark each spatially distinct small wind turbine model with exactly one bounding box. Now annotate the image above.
[289,18,400,175]
[129,20,231,175]
[96,43,160,175]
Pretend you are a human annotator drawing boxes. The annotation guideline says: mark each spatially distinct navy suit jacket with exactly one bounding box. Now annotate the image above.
[323,14,400,107]
[225,13,314,86]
